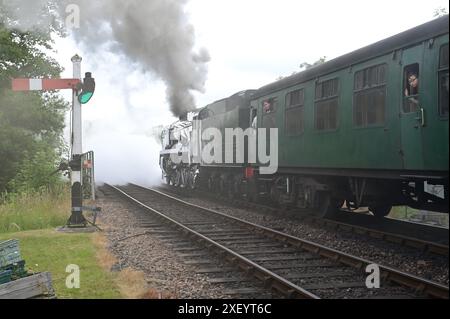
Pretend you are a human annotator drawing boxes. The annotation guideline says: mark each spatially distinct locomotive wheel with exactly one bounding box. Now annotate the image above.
[207,176,217,192]
[164,175,171,185]
[223,176,234,199]
[232,176,242,199]
[186,171,196,189]
[219,176,228,195]
[314,192,341,218]
[369,205,392,218]
[246,179,259,202]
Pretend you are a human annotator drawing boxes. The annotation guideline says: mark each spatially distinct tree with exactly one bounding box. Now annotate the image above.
[299,56,327,70]
[0,7,68,194]
[433,7,448,18]
[277,56,327,81]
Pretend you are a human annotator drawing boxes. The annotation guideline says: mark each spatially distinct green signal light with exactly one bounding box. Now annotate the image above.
[79,92,93,104]
[78,72,95,105]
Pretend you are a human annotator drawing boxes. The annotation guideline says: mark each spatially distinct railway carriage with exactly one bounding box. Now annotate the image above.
[160,15,449,218]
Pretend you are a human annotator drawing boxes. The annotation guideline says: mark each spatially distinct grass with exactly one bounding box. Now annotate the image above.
[389,206,418,220]
[389,206,449,227]
[0,229,122,298]
[0,189,169,299]
[0,188,123,298]
[0,186,70,233]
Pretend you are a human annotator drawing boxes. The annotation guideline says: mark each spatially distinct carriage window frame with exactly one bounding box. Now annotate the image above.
[402,63,420,114]
[314,78,339,132]
[438,43,449,118]
[352,63,387,128]
[285,88,305,136]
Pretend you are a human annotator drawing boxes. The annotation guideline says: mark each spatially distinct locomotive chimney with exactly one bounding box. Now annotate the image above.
[179,112,188,121]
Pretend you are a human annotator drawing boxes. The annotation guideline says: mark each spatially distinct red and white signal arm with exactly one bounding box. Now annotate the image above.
[12,78,81,91]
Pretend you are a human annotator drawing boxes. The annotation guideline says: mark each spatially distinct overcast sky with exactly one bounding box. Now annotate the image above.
[53,0,449,185]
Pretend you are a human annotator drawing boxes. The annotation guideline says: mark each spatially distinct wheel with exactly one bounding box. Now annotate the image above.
[186,170,198,190]
[207,176,216,192]
[313,192,342,218]
[225,177,235,199]
[246,179,259,202]
[173,171,181,187]
[369,205,392,218]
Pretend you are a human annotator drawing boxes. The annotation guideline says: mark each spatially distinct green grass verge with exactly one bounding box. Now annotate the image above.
[0,229,122,299]
[389,206,418,220]
[0,187,70,233]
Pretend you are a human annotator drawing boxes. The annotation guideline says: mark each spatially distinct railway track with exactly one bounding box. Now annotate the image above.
[105,183,449,299]
[158,184,449,257]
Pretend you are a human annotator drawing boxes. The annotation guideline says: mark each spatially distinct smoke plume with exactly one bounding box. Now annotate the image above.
[1,0,210,117]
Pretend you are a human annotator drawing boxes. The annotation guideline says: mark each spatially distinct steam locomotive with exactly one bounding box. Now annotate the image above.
[160,16,449,217]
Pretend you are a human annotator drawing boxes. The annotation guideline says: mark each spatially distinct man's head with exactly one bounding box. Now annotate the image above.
[408,74,418,88]
[263,100,272,113]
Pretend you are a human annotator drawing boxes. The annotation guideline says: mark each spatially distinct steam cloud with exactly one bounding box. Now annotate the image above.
[1,0,210,117]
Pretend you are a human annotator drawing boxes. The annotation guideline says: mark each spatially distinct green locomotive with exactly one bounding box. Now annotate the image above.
[162,16,449,217]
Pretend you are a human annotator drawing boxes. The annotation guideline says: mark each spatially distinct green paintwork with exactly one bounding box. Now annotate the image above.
[253,34,449,173]
[199,94,251,166]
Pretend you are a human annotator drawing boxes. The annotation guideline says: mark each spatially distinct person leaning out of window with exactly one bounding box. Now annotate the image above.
[405,73,419,97]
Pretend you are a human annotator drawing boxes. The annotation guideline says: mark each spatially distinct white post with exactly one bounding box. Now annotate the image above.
[72,54,82,155]
[67,54,86,227]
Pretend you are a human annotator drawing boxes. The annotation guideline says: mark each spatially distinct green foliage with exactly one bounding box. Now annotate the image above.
[299,56,327,70]
[7,148,62,194]
[433,7,448,18]
[277,57,328,80]
[0,8,68,194]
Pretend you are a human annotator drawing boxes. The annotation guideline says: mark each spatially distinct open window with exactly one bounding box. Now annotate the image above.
[250,107,257,129]
[403,64,420,113]
[261,97,278,128]
[438,44,449,118]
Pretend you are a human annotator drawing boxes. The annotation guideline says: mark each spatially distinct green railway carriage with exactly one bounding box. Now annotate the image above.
[249,15,449,216]
[161,16,449,218]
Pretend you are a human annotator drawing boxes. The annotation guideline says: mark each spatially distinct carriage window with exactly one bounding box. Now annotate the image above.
[285,89,304,135]
[353,64,387,127]
[439,44,449,117]
[403,64,420,113]
[315,78,338,131]
[262,97,278,128]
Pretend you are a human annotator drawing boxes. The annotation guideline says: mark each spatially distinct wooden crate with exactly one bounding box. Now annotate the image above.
[0,272,55,299]
[0,240,21,268]
[0,270,12,285]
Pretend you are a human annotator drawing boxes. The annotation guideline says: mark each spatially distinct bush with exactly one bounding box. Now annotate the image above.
[7,148,64,195]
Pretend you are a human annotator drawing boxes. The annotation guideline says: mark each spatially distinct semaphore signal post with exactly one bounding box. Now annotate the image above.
[12,54,97,229]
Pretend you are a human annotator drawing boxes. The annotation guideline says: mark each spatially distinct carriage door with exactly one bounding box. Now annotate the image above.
[399,44,425,169]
